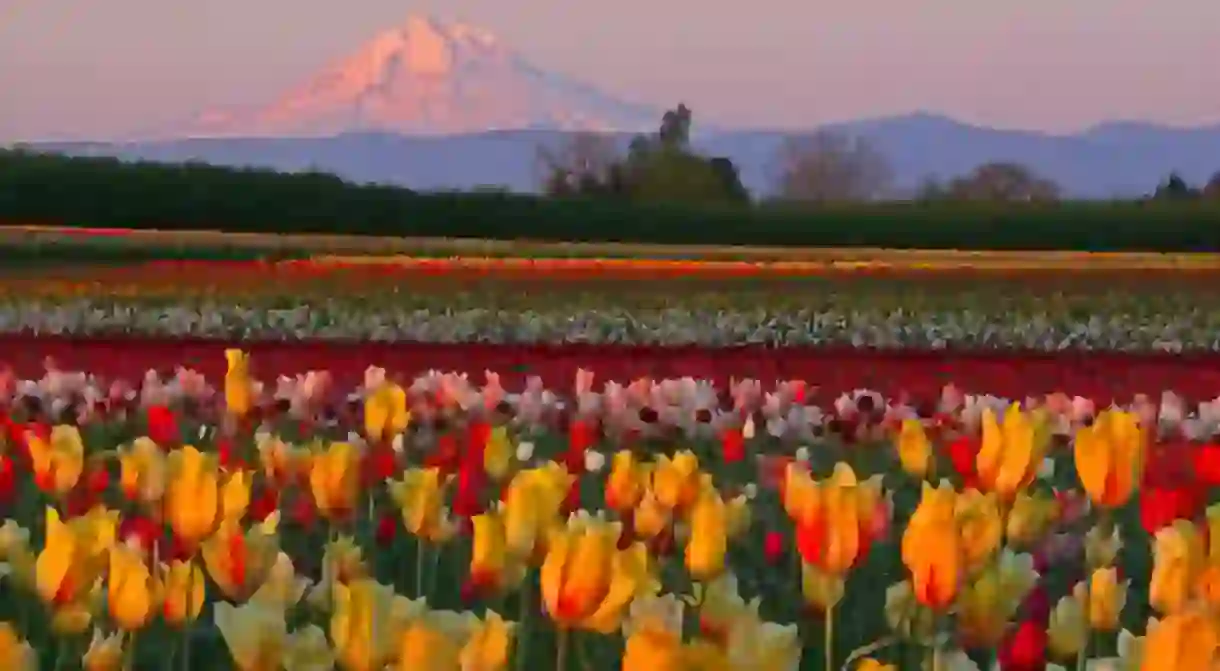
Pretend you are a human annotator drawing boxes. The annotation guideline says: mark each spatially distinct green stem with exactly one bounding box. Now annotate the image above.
[52,638,70,671]
[1075,632,1089,671]
[181,625,192,671]
[825,603,835,671]
[123,632,138,671]
[555,627,570,671]
[514,579,532,671]
[415,538,426,599]
[1077,580,1091,671]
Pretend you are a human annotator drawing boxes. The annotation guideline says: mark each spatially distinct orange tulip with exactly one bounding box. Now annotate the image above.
[902,481,963,610]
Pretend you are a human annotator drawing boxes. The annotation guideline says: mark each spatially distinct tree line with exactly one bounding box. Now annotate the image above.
[538,104,1220,205]
[3,125,1220,252]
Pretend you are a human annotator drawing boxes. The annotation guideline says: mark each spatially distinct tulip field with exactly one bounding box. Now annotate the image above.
[0,244,1219,670]
[0,352,1217,670]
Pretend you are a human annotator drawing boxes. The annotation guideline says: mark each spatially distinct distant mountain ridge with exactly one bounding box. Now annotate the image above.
[190,15,658,137]
[17,16,1220,198]
[29,113,1220,198]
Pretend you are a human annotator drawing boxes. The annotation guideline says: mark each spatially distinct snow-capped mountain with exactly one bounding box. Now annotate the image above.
[191,15,659,137]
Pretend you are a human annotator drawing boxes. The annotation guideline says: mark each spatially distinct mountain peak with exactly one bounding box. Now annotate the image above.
[189,16,656,137]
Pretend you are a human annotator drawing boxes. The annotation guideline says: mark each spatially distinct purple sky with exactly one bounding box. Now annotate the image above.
[3,0,1219,141]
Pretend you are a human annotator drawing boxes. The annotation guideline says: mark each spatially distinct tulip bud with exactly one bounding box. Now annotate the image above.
[1085,524,1122,569]
[1047,593,1087,659]
[1086,568,1128,632]
[800,562,844,611]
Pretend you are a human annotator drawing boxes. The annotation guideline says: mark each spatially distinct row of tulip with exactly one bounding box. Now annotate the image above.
[0,297,1217,351]
[3,255,1219,351]
[0,354,1217,669]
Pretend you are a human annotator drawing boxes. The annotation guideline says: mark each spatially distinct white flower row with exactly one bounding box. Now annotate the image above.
[1,299,1218,351]
[9,362,1220,442]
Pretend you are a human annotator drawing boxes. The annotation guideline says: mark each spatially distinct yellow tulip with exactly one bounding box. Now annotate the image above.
[976,404,1048,500]
[1208,504,1220,564]
[857,660,897,671]
[540,514,657,633]
[1084,524,1123,570]
[1047,592,1087,659]
[801,562,846,611]
[0,520,30,561]
[955,488,1003,573]
[118,437,167,503]
[623,626,685,671]
[164,446,222,547]
[622,595,686,671]
[1150,521,1205,615]
[257,434,309,485]
[225,349,253,417]
[201,518,281,602]
[331,579,401,671]
[321,535,369,585]
[484,426,513,481]
[309,441,361,520]
[1006,491,1061,548]
[249,551,312,612]
[606,450,648,513]
[901,481,963,611]
[389,467,455,542]
[469,511,525,594]
[460,611,515,671]
[159,559,206,625]
[221,469,253,522]
[724,613,802,671]
[108,543,156,631]
[364,382,408,442]
[283,625,337,671]
[785,462,885,576]
[956,551,1039,647]
[692,573,759,643]
[685,488,728,582]
[0,623,36,671]
[502,463,574,560]
[35,506,116,608]
[682,640,732,671]
[397,609,510,671]
[1075,409,1144,509]
[633,488,671,540]
[1140,609,1220,671]
[897,419,932,479]
[1088,567,1128,631]
[215,601,289,671]
[652,451,701,510]
[26,425,85,496]
[82,628,124,671]
[397,617,461,670]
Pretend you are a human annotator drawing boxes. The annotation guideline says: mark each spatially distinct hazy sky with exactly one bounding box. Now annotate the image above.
[3,0,1219,141]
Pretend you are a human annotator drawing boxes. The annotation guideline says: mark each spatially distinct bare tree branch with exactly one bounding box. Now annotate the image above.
[771,131,893,203]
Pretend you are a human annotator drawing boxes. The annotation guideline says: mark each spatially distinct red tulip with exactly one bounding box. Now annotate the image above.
[0,454,15,502]
[763,531,785,565]
[569,418,594,453]
[249,488,280,523]
[947,435,980,488]
[1194,444,1220,485]
[374,512,398,547]
[720,428,745,464]
[363,446,398,485]
[146,404,179,447]
[1140,486,1202,535]
[119,515,162,555]
[997,619,1047,671]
